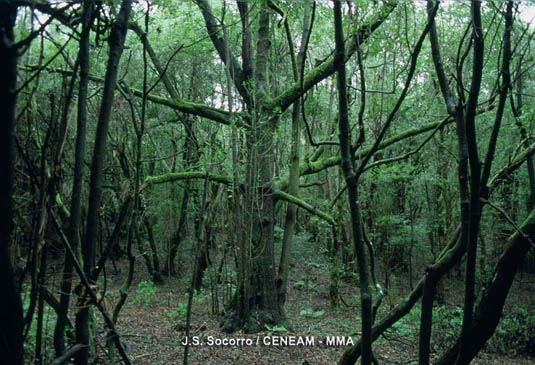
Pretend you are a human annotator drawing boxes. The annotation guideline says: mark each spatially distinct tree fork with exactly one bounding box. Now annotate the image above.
[437,209,535,364]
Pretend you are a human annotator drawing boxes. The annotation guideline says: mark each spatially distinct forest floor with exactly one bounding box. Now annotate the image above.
[39,236,535,365]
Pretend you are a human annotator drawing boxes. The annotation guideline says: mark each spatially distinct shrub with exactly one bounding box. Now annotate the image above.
[486,307,535,356]
[134,280,158,308]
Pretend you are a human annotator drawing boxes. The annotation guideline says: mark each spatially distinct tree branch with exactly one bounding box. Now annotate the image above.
[193,0,250,105]
[50,213,131,365]
[298,116,454,178]
[266,0,397,114]
[140,172,334,224]
[19,64,236,126]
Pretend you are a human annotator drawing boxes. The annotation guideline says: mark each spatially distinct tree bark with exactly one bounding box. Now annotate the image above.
[437,209,535,365]
[333,1,373,363]
[456,2,485,363]
[224,2,284,332]
[278,0,311,307]
[0,2,24,364]
[75,1,132,364]
[54,0,94,355]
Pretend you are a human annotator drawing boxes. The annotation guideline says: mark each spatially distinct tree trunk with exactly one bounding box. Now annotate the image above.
[0,2,24,364]
[278,0,311,307]
[224,3,284,332]
[333,2,373,363]
[437,209,535,364]
[166,119,197,275]
[456,2,484,362]
[75,2,132,364]
[54,0,94,355]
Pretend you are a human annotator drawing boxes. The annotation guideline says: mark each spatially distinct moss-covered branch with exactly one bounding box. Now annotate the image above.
[130,89,231,125]
[140,172,334,224]
[274,190,334,225]
[141,172,232,191]
[298,116,454,177]
[265,0,397,114]
[20,65,232,126]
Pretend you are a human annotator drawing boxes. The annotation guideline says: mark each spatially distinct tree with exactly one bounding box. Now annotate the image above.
[7,0,535,363]
[54,0,95,355]
[75,1,133,363]
[0,1,23,363]
[155,0,398,332]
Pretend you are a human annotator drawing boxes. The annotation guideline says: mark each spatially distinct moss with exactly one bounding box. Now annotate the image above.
[266,0,397,114]
[273,190,334,225]
[131,89,231,125]
[298,117,453,177]
[55,193,71,218]
[143,172,231,186]
[143,172,334,224]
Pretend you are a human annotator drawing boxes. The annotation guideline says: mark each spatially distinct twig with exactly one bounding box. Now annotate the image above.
[49,344,87,365]
[50,212,132,365]
[481,198,535,249]
[363,116,451,172]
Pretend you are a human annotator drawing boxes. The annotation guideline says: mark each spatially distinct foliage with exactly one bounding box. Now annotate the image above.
[134,280,158,308]
[432,305,464,351]
[299,308,325,318]
[388,304,422,338]
[384,304,464,350]
[385,303,535,357]
[486,307,535,357]
[265,324,288,335]
[165,289,207,320]
[166,302,188,320]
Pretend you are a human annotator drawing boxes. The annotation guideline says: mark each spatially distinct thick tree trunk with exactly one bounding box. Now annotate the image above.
[0,4,23,364]
[224,3,284,332]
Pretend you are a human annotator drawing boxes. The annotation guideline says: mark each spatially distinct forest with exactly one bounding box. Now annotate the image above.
[1,0,535,364]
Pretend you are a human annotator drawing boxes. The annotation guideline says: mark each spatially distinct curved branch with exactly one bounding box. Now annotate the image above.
[193,0,250,105]
[355,1,439,177]
[363,116,450,172]
[298,116,454,178]
[19,64,236,126]
[134,90,233,125]
[274,190,334,225]
[140,172,334,224]
[266,0,398,114]
[488,142,535,189]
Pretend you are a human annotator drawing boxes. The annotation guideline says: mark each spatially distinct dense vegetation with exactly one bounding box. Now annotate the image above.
[1,0,535,364]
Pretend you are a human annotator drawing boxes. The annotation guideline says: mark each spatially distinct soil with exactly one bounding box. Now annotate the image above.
[39,238,535,365]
